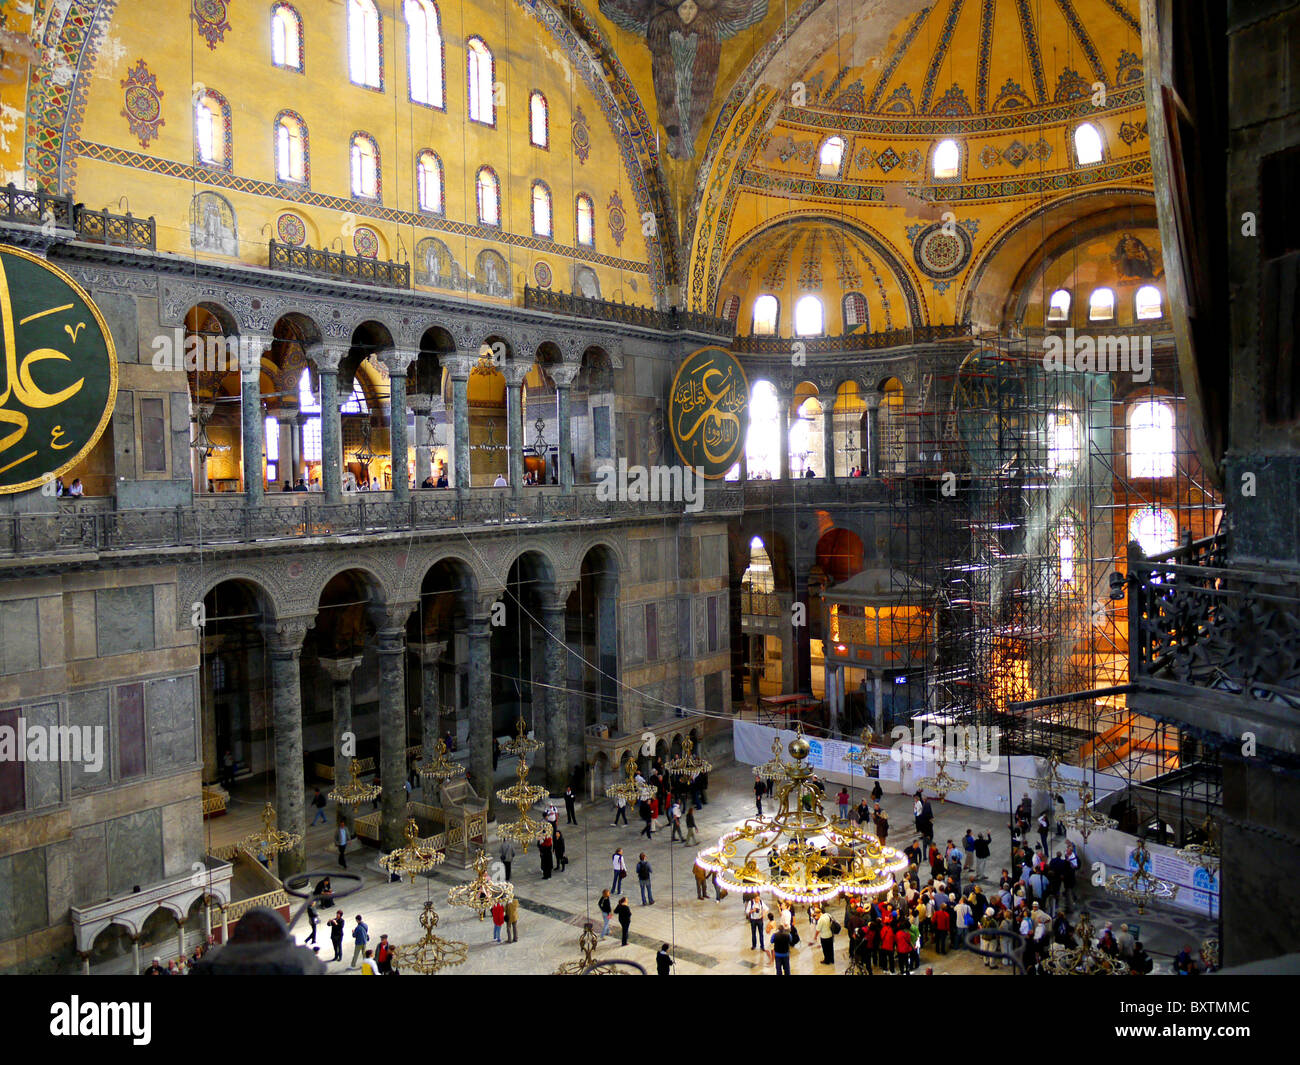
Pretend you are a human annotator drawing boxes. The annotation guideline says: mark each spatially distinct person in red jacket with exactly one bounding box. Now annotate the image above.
[879,920,895,973]
[895,923,913,974]
[933,904,952,955]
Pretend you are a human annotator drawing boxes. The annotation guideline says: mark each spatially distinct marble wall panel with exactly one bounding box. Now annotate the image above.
[96,586,156,657]
[105,808,163,898]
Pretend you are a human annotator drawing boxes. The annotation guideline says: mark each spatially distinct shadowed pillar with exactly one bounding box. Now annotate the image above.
[375,611,413,850]
[319,655,362,829]
[466,612,494,810]
[419,640,447,775]
[240,335,271,503]
[382,349,417,500]
[540,587,573,793]
[264,617,311,875]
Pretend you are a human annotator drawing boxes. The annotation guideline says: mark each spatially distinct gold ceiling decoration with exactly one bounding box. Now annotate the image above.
[379,819,446,882]
[391,900,468,975]
[416,738,466,784]
[447,851,514,921]
[238,803,302,859]
[328,760,382,806]
[695,734,906,905]
[495,751,550,852]
[664,738,712,781]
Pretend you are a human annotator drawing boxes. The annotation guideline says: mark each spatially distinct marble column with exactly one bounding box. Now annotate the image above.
[276,412,296,488]
[131,937,141,976]
[466,616,494,810]
[240,349,266,503]
[412,399,432,487]
[778,400,791,481]
[822,403,836,482]
[781,595,799,695]
[729,578,746,704]
[557,385,573,492]
[864,391,882,478]
[506,376,524,492]
[452,374,471,491]
[384,352,414,499]
[265,619,310,875]
[541,598,569,793]
[419,640,447,776]
[319,655,362,829]
[873,673,884,735]
[376,625,409,850]
[319,368,342,503]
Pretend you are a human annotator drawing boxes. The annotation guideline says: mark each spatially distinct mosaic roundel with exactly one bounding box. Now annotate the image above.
[353,227,379,259]
[533,260,553,289]
[276,213,306,246]
[912,222,972,280]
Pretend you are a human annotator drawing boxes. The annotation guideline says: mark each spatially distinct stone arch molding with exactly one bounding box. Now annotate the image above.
[74,882,232,954]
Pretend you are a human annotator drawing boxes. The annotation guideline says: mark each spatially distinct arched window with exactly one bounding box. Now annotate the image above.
[576,193,595,247]
[933,138,960,179]
[416,150,443,213]
[271,4,303,72]
[745,381,780,479]
[532,181,552,238]
[721,294,741,322]
[298,368,320,412]
[476,166,500,226]
[789,394,824,477]
[752,294,779,336]
[1129,506,1178,557]
[405,0,444,107]
[1127,399,1175,478]
[1135,284,1163,320]
[842,292,868,329]
[794,294,824,337]
[340,378,370,413]
[1047,288,1071,322]
[1088,287,1115,322]
[529,91,548,148]
[1057,516,1080,585]
[194,91,229,168]
[467,37,495,125]
[350,132,380,199]
[818,136,845,177]
[275,112,308,183]
[264,415,280,473]
[1047,406,1080,474]
[299,369,321,462]
[348,0,382,89]
[1074,122,1103,165]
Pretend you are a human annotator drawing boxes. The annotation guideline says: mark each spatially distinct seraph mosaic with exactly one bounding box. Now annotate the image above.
[599,0,769,159]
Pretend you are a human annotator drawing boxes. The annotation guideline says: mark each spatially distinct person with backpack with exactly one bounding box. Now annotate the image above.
[612,848,628,892]
[815,907,839,965]
[310,788,328,826]
[636,853,654,905]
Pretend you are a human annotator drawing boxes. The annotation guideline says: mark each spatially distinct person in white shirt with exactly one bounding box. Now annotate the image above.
[746,896,766,950]
[493,473,508,486]
[359,949,380,975]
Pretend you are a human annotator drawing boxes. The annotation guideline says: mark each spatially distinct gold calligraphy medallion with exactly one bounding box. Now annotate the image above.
[668,346,749,478]
[0,246,117,493]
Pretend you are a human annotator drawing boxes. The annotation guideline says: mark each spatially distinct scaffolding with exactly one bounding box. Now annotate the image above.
[881,333,1223,821]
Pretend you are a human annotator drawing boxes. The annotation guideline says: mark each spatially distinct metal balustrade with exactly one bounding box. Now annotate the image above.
[269,240,410,288]
[523,285,734,337]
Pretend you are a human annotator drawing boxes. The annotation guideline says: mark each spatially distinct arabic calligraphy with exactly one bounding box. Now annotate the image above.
[668,348,749,478]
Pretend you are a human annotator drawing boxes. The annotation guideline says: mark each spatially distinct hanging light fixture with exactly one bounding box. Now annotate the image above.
[379,818,445,882]
[328,760,382,806]
[501,714,543,758]
[1028,756,1072,795]
[755,736,790,782]
[1175,817,1220,874]
[417,738,466,785]
[1041,910,1130,975]
[916,757,968,801]
[392,900,468,974]
[447,851,514,921]
[238,802,302,860]
[1105,842,1178,913]
[495,751,550,851]
[190,403,230,459]
[1057,785,1117,841]
[665,738,712,781]
[846,728,884,772]
[695,734,906,905]
[605,756,654,806]
[553,922,602,975]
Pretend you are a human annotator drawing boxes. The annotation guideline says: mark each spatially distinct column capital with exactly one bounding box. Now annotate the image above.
[375,628,407,655]
[502,364,530,388]
[370,600,417,633]
[419,639,449,664]
[379,348,420,374]
[262,616,313,653]
[863,390,882,411]
[540,583,576,612]
[319,655,364,683]
[549,363,581,387]
[443,353,480,380]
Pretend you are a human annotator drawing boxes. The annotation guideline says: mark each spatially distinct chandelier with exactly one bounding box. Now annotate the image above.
[553,922,644,975]
[916,757,968,801]
[846,728,884,772]
[495,751,550,851]
[501,714,543,758]
[605,756,654,806]
[1105,843,1178,914]
[328,760,382,806]
[1200,938,1220,971]
[1175,817,1220,874]
[392,900,468,974]
[417,738,466,785]
[379,818,445,882]
[190,403,230,459]
[755,737,790,782]
[1057,786,1117,841]
[447,851,514,921]
[1028,756,1072,795]
[238,803,302,859]
[695,734,907,905]
[1042,910,1130,975]
[528,416,549,458]
[665,738,712,781]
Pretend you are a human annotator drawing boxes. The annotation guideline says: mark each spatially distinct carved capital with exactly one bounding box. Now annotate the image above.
[308,344,348,374]
[379,348,420,374]
[419,640,449,665]
[549,363,581,388]
[443,354,479,381]
[502,363,530,388]
[262,616,313,654]
[319,656,364,683]
[375,627,408,655]
[369,601,417,633]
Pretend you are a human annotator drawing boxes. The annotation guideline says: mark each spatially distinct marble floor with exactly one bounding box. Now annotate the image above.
[208,760,1213,976]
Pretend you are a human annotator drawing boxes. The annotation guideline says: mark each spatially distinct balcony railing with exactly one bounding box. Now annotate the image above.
[731,323,972,355]
[1,183,73,229]
[74,206,156,250]
[1130,532,1300,711]
[270,240,410,289]
[523,285,734,337]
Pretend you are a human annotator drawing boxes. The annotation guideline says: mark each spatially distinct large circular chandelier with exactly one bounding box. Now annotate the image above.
[695,734,906,905]
[1028,756,1072,795]
[447,851,515,921]
[1175,817,1220,875]
[496,751,550,851]
[328,761,382,806]
[1105,843,1178,914]
[392,900,468,974]
[238,802,302,859]
[846,728,884,772]
[665,738,712,781]
[416,738,466,785]
[916,757,968,801]
[501,714,543,758]
[1042,910,1130,975]
[1057,786,1117,841]
[755,737,790,781]
[379,818,445,882]
[605,756,653,806]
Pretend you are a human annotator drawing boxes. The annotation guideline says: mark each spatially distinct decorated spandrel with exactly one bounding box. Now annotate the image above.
[0,246,117,493]
[668,346,749,478]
